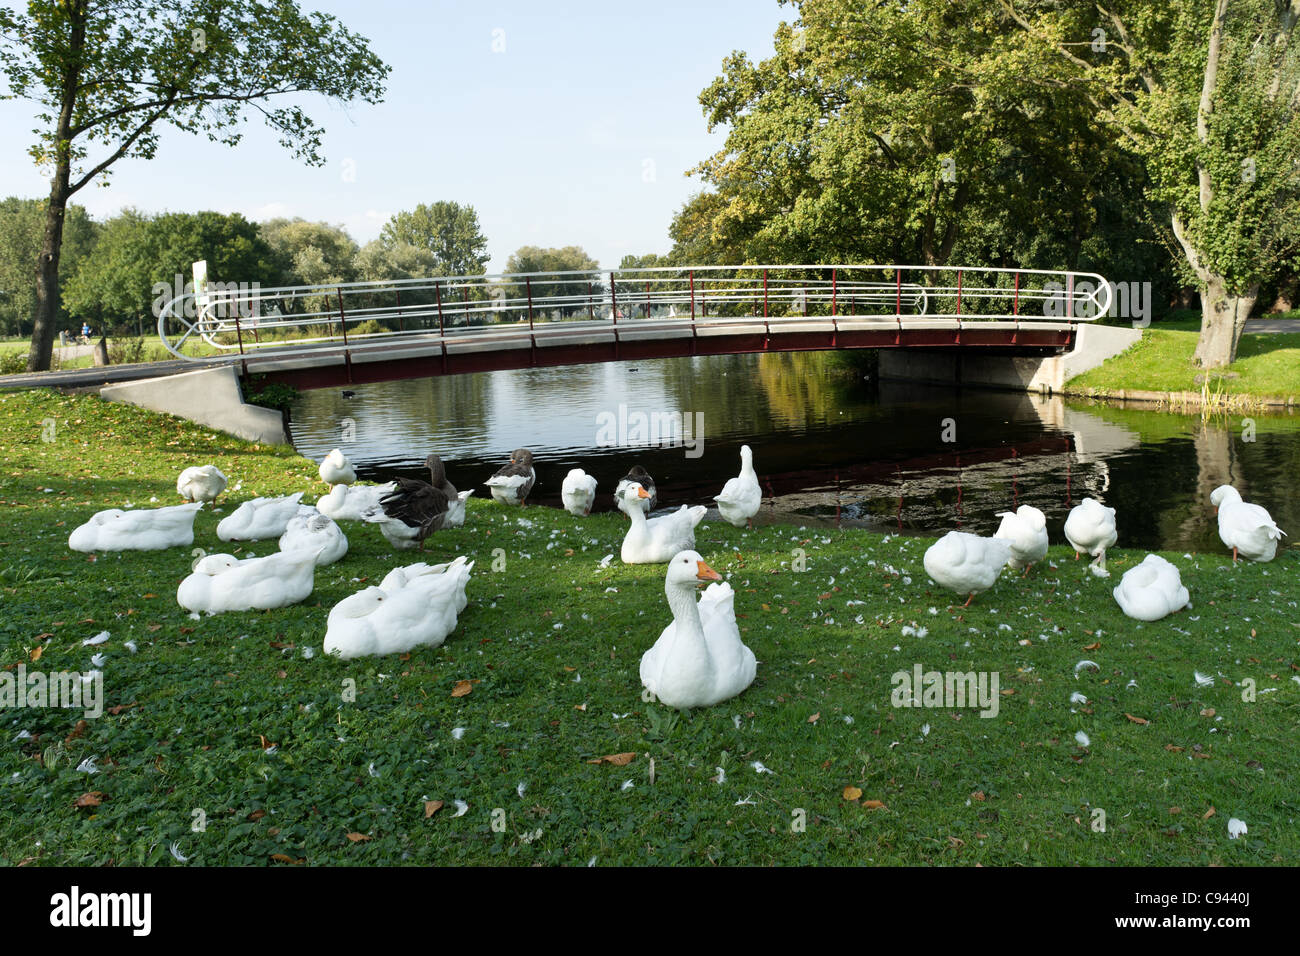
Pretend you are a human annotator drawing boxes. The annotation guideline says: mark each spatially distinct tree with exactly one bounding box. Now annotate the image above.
[379,202,490,277]
[503,245,603,319]
[998,0,1300,366]
[62,210,282,334]
[0,0,389,371]
[260,218,358,287]
[0,197,97,337]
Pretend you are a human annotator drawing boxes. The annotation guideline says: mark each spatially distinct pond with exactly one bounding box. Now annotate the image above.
[288,351,1299,553]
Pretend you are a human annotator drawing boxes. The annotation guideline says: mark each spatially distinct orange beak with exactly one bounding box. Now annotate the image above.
[637,487,650,499]
[696,560,722,581]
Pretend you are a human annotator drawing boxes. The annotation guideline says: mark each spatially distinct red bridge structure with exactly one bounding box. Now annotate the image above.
[158,264,1112,391]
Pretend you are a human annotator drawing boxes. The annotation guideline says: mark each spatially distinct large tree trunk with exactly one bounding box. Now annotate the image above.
[28,177,70,372]
[1193,277,1258,368]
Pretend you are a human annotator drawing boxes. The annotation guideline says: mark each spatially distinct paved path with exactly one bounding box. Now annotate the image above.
[1244,318,1300,334]
[0,357,237,391]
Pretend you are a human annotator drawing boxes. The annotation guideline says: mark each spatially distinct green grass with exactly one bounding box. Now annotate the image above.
[1,388,1298,865]
[1067,317,1300,400]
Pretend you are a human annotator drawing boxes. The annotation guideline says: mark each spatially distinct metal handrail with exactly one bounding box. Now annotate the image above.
[157,264,1111,362]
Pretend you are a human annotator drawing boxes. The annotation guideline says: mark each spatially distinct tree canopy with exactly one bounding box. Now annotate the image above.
[379,202,490,277]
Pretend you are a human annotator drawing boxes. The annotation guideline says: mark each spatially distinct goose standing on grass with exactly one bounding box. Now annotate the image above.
[316,482,397,521]
[1063,497,1118,575]
[69,502,203,552]
[484,448,536,506]
[324,556,473,659]
[318,448,356,487]
[640,550,756,709]
[177,465,227,504]
[922,531,1012,606]
[619,482,706,564]
[561,469,598,516]
[1210,485,1285,563]
[216,492,309,542]
[993,504,1049,575]
[714,444,761,528]
[1112,554,1190,621]
[614,465,657,517]
[279,511,348,566]
[365,453,453,550]
[176,547,322,614]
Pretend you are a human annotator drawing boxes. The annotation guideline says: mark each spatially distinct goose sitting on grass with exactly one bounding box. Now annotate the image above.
[1210,484,1285,563]
[69,502,203,552]
[639,550,756,709]
[922,531,1012,606]
[216,493,310,542]
[1112,554,1189,621]
[614,465,656,518]
[1063,497,1118,576]
[316,482,398,521]
[177,548,322,614]
[714,444,761,528]
[993,504,1049,576]
[279,511,348,566]
[177,465,227,504]
[619,482,706,564]
[318,448,356,487]
[324,556,473,659]
[484,448,536,506]
[561,468,598,516]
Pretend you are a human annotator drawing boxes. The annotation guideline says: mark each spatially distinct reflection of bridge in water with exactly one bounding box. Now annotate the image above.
[159,264,1112,390]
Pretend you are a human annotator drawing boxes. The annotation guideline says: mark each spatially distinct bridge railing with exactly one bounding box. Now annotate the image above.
[157,264,1111,361]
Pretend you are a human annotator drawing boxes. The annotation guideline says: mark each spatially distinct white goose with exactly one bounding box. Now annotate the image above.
[1063,497,1118,575]
[993,504,1049,575]
[1112,554,1189,621]
[561,468,598,516]
[443,490,474,528]
[68,502,203,552]
[216,493,308,541]
[922,531,1012,606]
[177,465,228,504]
[176,548,320,614]
[319,448,357,487]
[640,550,756,709]
[619,483,707,564]
[714,444,762,528]
[324,557,473,659]
[279,511,348,566]
[316,482,397,521]
[1210,485,1285,563]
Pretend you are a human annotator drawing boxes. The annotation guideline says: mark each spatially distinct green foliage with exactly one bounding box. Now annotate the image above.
[0,198,98,336]
[241,377,298,415]
[379,202,490,277]
[62,210,282,332]
[503,246,604,319]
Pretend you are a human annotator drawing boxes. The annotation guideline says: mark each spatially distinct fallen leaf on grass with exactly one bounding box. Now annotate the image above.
[345,832,372,843]
[451,680,473,698]
[1125,713,1149,725]
[1164,744,1184,752]
[65,720,89,742]
[1200,708,1215,718]
[247,809,266,822]
[842,785,862,801]
[29,645,42,662]
[424,800,444,818]
[1203,807,1216,819]
[587,752,636,766]
[270,853,304,865]
[861,800,887,810]
[807,712,820,724]
[73,792,103,808]
[1083,642,1101,651]
[970,791,986,802]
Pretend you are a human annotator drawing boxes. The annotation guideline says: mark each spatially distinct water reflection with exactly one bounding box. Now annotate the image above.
[289,352,1298,552]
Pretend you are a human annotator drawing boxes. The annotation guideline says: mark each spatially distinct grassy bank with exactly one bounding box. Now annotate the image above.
[1,388,1297,866]
[1065,316,1300,403]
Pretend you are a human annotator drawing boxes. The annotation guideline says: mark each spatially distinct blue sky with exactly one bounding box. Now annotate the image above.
[0,0,790,272]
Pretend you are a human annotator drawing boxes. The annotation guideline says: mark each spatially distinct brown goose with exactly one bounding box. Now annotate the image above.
[484,448,536,506]
[365,454,453,550]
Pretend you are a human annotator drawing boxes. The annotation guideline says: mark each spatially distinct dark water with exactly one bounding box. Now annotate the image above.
[288,352,1299,552]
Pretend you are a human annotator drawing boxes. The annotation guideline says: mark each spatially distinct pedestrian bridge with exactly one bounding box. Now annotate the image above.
[157,264,1112,390]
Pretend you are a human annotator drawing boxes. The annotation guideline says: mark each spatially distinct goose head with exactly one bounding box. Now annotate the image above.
[620,481,653,505]
[510,448,534,468]
[739,445,753,467]
[665,549,722,591]
[1209,484,1240,514]
[333,586,387,619]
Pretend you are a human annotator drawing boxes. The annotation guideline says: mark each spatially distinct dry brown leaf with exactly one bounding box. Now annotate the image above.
[424,800,444,818]
[861,799,887,810]
[451,680,473,698]
[587,752,636,766]
[1200,708,1215,718]
[247,809,266,822]
[807,712,820,724]
[970,790,986,801]
[842,785,863,801]
[1164,744,1184,752]
[29,645,42,662]
[345,832,372,843]
[1125,713,1149,725]
[1169,807,1182,814]
[270,853,304,865]
[1203,806,1216,819]
[73,791,103,809]
[1083,641,1101,651]
[65,720,90,742]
